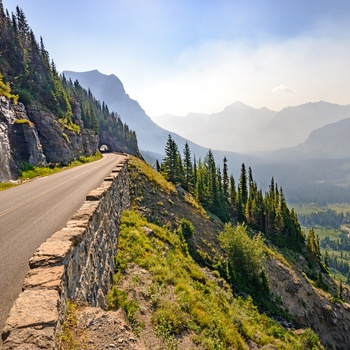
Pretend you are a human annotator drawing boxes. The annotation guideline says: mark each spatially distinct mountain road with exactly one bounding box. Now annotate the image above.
[0,152,126,336]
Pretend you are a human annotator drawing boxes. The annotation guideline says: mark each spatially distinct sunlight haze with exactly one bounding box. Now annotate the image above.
[3,0,350,117]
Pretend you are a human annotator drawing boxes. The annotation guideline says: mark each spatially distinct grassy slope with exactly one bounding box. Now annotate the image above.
[106,157,323,349]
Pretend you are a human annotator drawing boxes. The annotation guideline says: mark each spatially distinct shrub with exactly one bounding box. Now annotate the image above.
[107,287,143,334]
[56,300,87,349]
[179,218,195,239]
[0,72,19,104]
[219,223,265,280]
[14,118,34,127]
[17,89,32,105]
[152,301,187,339]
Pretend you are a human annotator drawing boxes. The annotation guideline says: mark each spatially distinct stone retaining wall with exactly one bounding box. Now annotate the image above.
[1,156,130,349]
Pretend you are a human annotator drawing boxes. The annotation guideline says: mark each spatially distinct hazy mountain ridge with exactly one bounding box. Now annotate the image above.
[154,100,350,153]
[153,102,277,152]
[295,117,350,159]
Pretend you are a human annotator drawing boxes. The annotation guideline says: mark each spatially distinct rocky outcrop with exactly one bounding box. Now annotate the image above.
[1,157,130,349]
[0,96,46,181]
[266,255,350,350]
[0,96,99,182]
[27,102,98,165]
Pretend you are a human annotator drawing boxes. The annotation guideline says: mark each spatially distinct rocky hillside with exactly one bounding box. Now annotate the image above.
[0,95,98,181]
[59,157,350,349]
[0,5,140,182]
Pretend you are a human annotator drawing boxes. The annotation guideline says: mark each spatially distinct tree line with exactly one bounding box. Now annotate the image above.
[157,135,305,252]
[0,3,71,116]
[321,232,350,252]
[298,209,350,229]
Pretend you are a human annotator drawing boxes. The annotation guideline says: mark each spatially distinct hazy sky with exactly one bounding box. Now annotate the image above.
[3,0,350,116]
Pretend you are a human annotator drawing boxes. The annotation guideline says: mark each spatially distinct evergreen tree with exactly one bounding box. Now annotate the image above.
[237,163,248,222]
[338,281,344,301]
[162,135,182,184]
[183,142,193,192]
[223,157,229,204]
[229,175,236,209]
[324,251,330,273]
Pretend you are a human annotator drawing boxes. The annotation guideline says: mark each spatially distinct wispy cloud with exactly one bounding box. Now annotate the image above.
[272,84,296,93]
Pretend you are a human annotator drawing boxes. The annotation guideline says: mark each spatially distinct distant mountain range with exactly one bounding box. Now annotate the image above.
[153,101,350,153]
[63,70,350,203]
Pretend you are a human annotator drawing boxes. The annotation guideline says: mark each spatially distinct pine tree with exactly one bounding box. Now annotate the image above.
[324,251,330,273]
[229,175,236,208]
[338,281,344,301]
[162,135,182,184]
[239,163,248,206]
[183,142,193,192]
[237,163,248,222]
[223,157,229,204]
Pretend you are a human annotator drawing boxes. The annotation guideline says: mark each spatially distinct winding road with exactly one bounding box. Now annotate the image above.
[0,153,125,335]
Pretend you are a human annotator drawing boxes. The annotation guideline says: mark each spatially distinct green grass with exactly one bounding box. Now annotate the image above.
[56,300,87,349]
[302,226,343,242]
[0,182,18,191]
[291,203,350,215]
[108,210,323,349]
[14,118,34,127]
[19,153,102,180]
[129,156,176,194]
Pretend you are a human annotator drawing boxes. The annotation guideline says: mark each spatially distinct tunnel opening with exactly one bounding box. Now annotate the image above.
[99,144,110,153]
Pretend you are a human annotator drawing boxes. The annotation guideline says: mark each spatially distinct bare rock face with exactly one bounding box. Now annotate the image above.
[27,102,98,164]
[266,256,350,349]
[0,96,99,181]
[27,103,78,164]
[0,121,15,182]
[0,96,46,181]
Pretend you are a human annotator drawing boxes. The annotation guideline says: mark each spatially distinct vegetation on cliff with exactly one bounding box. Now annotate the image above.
[100,156,324,349]
[158,136,312,256]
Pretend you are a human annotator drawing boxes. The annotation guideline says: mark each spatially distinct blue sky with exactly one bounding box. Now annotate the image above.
[3,0,350,116]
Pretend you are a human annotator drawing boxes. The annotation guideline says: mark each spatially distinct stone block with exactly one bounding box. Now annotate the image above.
[2,289,59,343]
[23,265,65,292]
[50,227,86,246]
[29,240,73,268]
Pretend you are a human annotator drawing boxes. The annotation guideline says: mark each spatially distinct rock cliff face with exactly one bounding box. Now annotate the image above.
[27,102,99,165]
[0,96,98,181]
[266,255,350,350]
[0,96,46,181]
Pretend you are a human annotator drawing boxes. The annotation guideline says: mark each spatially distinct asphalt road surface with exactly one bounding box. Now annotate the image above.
[0,153,125,335]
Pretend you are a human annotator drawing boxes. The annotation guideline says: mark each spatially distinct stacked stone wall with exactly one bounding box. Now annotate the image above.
[1,156,130,349]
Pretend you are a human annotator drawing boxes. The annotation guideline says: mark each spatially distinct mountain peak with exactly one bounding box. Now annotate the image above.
[62,69,126,101]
